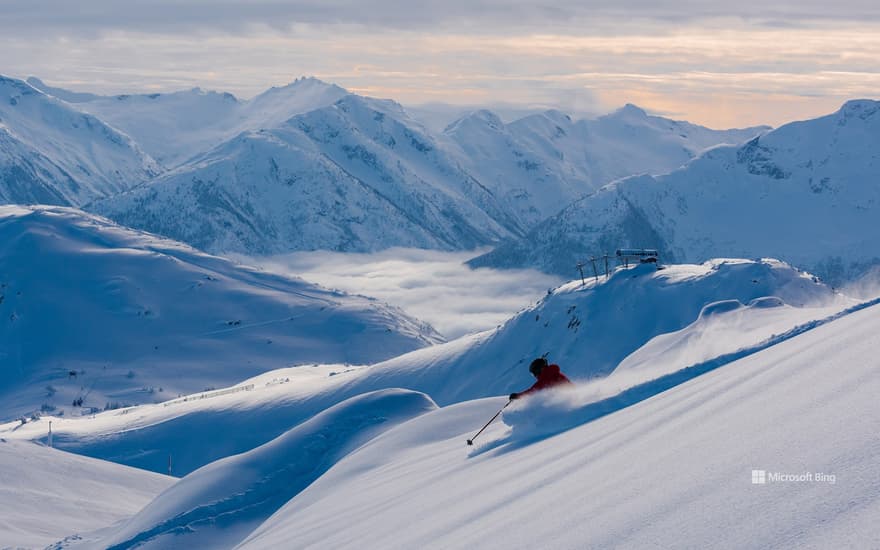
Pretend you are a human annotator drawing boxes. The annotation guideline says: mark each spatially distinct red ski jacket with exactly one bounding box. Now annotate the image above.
[514,364,572,398]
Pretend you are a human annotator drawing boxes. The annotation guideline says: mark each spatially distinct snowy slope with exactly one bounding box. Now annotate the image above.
[0,75,158,206]
[240,77,350,136]
[28,77,349,168]
[0,439,173,549]
[238,301,880,550]
[472,100,880,285]
[89,94,522,255]
[15,77,775,256]
[7,259,848,477]
[0,205,441,421]
[0,364,368,477]
[26,77,103,103]
[65,87,242,169]
[20,77,773,255]
[446,105,767,227]
[62,390,435,550]
[330,259,844,406]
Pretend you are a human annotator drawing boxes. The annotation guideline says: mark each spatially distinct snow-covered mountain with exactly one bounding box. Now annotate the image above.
[85,94,768,257]
[66,389,436,550]
[64,87,242,169]
[445,104,767,227]
[8,262,872,549]
[28,76,349,168]
[88,94,523,255]
[238,301,880,550]
[0,439,173,549]
[16,76,777,257]
[25,77,104,103]
[240,77,350,135]
[472,100,880,285]
[328,259,843,405]
[0,75,158,206]
[8,258,848,478]
[7,75,782,258]
[0,205,441,421]
[0,74,876,550]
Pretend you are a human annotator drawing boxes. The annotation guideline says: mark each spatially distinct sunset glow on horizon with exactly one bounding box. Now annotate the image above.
[3,3,878,128]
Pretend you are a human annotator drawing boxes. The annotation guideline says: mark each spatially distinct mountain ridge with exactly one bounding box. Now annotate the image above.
[0,75,158,206]
[444,100,768,227]
[470,99,880,285]
[87,93,524,255]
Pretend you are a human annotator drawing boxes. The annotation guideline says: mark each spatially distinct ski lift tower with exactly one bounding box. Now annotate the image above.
[616,248,659,268]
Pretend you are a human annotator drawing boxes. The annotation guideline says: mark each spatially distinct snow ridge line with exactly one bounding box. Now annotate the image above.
[162,384,255,407]
[505,296,880,446]
[102,412,393,550]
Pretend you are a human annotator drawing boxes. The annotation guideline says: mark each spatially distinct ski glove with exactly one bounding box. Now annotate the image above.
[509,393,519,400]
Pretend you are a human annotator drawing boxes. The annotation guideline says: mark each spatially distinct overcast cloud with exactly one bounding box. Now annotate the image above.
[3,1,880,34]
[233,249,564,340]
[1,1,878,127]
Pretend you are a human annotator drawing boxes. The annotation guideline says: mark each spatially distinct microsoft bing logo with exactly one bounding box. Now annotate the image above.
[750,469,836,485]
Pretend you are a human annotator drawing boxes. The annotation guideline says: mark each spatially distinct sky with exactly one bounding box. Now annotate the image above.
[1,1,879,127]
[233,249,564,340]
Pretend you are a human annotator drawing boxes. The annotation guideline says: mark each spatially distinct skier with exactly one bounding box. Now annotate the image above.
[466,358,573,446]
[509,357,572,400]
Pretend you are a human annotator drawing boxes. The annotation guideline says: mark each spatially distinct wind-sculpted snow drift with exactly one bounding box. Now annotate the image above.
[60,389,435,550]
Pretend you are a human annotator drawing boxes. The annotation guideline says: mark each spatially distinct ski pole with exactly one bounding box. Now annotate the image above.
[466,400,511,446]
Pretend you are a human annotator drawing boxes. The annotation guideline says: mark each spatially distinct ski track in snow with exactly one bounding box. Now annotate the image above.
[498,295,880,450]
[2,267,875,549]
[236,302,880,550]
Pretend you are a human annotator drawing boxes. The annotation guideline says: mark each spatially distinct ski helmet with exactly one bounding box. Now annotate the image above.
[529,357,548,376]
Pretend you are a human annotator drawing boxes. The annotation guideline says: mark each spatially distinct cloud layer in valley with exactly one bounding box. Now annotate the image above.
[235,249,565,340]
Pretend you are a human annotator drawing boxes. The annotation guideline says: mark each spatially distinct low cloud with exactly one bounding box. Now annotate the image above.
[233,249,565,340]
